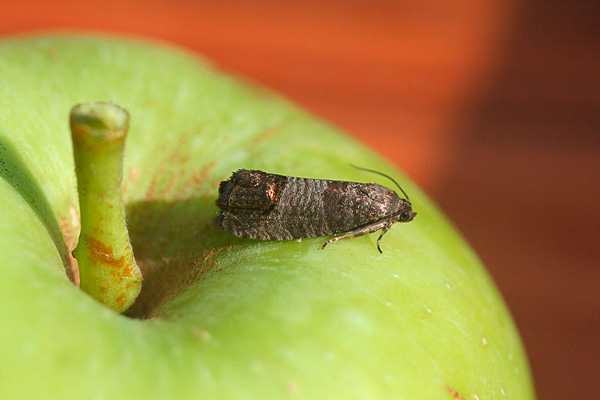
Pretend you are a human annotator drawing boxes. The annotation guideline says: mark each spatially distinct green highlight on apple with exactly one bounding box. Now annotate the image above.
[70,102,142,312]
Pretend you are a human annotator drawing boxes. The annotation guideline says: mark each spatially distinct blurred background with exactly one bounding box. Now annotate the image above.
[1,1,598,398]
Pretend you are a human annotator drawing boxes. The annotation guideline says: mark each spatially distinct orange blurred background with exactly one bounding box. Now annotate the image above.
[1,1,598,398]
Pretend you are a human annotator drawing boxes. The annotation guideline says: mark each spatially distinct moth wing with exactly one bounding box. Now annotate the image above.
[216,170,286,212]
[216,208,290,240]
[216,170,294,239]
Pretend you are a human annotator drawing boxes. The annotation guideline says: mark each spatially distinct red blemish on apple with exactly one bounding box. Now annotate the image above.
[445,385,467,400]
[145,160,167,200]
[170,150,182,162]
[180,161,216,198]
[123,166,138,195]
[115,292,127,308]
[177,135,189,146]
[144,136,190,200]
[169,150,190,164]
[143,134,215,201]
[42,47,61,64]
[129,166,139,183]
[163,169,186,198]
[252,126,278,149]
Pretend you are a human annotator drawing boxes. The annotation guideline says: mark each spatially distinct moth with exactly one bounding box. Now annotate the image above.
[215,166,416,253]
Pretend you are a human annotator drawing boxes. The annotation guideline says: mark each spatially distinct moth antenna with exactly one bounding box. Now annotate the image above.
[350,164,411,202]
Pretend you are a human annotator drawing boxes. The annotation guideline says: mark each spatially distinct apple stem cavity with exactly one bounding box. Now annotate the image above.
[70,102,142,312]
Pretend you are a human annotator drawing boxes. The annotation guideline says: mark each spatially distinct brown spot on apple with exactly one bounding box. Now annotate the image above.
[85,235,131,281]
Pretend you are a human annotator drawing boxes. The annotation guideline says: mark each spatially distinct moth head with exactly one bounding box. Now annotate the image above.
[350,165,417,223]
[398,201,417,223]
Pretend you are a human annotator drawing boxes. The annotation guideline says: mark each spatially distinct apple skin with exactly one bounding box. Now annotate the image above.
[0,35,534,399]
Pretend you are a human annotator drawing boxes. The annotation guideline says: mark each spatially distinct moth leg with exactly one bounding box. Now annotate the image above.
[321,220,388,251]
[375,222,393,254]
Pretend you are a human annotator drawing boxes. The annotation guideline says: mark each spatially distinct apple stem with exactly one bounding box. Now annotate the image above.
[70,102,142,312]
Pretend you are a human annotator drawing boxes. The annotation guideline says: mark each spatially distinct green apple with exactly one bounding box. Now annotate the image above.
[0,35,534,399]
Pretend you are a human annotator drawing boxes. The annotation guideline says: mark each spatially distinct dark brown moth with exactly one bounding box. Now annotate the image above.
[215,166,416,253]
